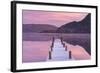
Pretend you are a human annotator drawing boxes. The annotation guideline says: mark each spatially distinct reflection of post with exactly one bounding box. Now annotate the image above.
[69,51,72,59]
[49,51,51,59]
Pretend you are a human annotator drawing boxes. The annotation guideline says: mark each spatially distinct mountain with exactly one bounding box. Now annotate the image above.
[57,14,91,33]
[23,24,57,33]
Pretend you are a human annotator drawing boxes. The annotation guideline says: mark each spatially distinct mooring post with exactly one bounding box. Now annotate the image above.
[69,51,72,59]
[51,45,53,51]
[65,46,67,51]
[60,37,63,44]
[63,43,65,47]
[49,51,52,59]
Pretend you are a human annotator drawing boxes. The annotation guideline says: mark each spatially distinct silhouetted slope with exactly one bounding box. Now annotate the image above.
[57,14,91,33]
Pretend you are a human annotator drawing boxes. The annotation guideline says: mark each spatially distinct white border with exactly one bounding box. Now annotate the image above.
[16,3,96,70]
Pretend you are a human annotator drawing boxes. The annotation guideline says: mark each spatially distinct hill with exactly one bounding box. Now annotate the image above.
[23,24,57,33]
[57,14,91,33]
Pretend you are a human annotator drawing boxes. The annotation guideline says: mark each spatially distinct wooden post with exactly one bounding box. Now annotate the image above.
[62,43,65,47]
[51,41,54,51]
[52,37,54,43]
[49,51,51,59]
[51,45,53,51]
[65,46,67,51]
[61,37,62,43]
[69,51,72,59]
[51,37,54,51]
[60,37,63,44]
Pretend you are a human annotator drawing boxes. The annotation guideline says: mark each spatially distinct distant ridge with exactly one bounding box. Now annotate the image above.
[23,24,57,33]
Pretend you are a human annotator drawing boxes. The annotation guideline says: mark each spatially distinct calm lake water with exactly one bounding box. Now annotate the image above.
[22,33,90,63]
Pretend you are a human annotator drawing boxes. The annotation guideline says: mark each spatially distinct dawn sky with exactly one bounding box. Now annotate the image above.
[23,10,88,27]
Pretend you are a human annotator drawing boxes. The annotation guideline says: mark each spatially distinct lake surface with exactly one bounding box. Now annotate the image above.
[22,33,91,63]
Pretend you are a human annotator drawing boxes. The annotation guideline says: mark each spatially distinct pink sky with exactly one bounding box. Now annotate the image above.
[23,10,88,27]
